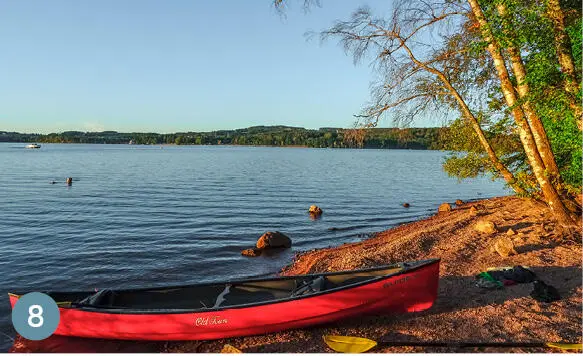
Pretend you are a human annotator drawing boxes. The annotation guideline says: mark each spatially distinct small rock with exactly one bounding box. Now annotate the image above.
[506,228,516,236]
[512,236,524,244]
[256,231,292,249]
[494,237,518,257]
[438,203,452,213]
[221,344,242,353]
[455,199,464,206]
[541,222,554,233]
[469,206,478,216]
[402,203,410,208]
[241,248,262,257]
[528,234,542,244]
[308,205,323,216]
[474,219,498,234]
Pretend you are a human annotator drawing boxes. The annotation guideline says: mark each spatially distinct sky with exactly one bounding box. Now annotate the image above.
[0,0,441,134]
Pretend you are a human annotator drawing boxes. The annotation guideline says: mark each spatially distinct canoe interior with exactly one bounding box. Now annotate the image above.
[12,259,437,312]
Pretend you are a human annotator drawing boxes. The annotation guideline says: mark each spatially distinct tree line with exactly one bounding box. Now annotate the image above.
[0,126,504,150]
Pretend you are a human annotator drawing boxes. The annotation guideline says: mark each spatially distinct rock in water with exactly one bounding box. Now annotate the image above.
[241,248,262,257]
[256,231,292,249]
[402,203,410,208]
[438,203,452,212]
[494,237,518,257]
[474,220,498,234]
[308,205,323,216]
[455,199,464,206]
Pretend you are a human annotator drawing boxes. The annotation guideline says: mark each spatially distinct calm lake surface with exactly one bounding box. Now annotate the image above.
[0,143,509,349]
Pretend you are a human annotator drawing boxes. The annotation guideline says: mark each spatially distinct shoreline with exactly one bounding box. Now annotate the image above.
[9,196,582,353]
[3,141,437,150]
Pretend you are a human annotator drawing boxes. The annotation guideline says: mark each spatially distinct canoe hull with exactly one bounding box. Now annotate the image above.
[9,260,439,341]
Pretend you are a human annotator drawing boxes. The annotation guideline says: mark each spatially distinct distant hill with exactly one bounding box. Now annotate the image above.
[0,126,450,150]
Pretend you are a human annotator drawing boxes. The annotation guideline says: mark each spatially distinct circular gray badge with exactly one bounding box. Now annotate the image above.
[11,292,60,340]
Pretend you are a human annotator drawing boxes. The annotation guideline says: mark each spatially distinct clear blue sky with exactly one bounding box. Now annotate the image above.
[0,0,438,134]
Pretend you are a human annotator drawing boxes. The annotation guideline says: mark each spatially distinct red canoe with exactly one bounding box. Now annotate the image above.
[9,258,440,341]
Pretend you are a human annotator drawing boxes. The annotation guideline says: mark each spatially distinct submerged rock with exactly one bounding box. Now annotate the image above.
[241,248,262,257]
[256,231,292,249]
[438,203,452,213]
[474,220,498,234]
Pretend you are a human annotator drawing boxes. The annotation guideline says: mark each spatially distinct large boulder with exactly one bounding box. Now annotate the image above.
[438,203,452,213]
[256,231,292,249]
[474,220,498,234]
[455,199,464,206]
[494,237,518,257]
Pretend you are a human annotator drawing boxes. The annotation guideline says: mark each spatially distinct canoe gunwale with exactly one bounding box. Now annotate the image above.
[9,258,440,315]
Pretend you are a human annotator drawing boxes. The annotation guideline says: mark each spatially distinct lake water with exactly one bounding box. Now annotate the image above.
[0,143,509,349]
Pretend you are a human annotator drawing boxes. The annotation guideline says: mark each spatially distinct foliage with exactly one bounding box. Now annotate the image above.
[478,0,582,191]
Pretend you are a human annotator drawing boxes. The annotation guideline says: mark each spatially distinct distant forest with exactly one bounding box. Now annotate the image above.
[0,125,509,150]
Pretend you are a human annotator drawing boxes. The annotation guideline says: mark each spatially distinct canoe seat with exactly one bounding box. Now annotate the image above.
[291,276,327,296]
[219,286,276,307]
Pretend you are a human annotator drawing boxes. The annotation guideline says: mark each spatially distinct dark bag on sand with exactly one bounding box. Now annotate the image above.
[488,266,537,283]
[530,280,561,303]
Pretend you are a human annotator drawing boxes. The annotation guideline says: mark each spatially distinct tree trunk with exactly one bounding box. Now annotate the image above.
[495,3,561,179]
[545,0,580,94]
[545,0,582,128]
[468,0,575,226]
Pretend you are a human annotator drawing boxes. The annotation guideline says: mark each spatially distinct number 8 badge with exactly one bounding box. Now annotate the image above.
[11,292,60,340]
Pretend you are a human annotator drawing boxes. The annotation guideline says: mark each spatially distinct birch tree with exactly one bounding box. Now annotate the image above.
[468,0,575,226]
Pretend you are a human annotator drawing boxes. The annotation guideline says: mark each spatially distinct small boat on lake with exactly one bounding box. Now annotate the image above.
[25,143,41,149]
[8,259,439,341]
